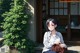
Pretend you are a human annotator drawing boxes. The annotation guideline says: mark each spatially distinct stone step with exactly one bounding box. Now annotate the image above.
[68,46,80,52]
[0,45,9,53]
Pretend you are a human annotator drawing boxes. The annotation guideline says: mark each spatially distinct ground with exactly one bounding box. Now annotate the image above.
[0,32,80,53]
[35,44,80,53]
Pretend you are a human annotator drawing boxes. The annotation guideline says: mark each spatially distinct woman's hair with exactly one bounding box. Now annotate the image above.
[46,18,57,27]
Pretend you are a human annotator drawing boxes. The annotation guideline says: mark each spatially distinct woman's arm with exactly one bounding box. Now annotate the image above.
[59,32,67,48]
[59,33,64,44]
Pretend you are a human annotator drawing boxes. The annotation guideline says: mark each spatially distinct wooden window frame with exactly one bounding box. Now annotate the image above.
[48,0,68,16]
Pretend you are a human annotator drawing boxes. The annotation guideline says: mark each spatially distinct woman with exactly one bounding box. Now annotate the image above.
[42,18,67,53]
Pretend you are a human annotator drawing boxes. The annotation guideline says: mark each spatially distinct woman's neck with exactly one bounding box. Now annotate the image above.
[51,30,56,35]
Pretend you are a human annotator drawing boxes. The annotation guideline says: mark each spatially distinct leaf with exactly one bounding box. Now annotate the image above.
[22,39,26,42]
[21,20,27,24]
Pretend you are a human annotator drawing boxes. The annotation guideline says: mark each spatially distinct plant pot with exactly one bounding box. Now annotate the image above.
[9,46,18,53]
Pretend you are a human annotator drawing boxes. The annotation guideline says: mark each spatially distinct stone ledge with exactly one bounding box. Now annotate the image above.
[0,38,4,41]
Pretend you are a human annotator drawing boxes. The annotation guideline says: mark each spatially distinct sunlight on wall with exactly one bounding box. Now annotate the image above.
[27,2,34,14]
[27,0,36,42]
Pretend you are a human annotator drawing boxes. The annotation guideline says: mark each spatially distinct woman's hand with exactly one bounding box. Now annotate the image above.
[60,44,67,48]
[54,39,60,44]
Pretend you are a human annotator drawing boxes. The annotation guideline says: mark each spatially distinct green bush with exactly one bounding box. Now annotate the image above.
[2,0,36,53]
[0,0,12,31]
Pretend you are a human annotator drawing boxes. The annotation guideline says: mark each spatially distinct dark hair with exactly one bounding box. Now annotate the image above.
[46,18,57,27]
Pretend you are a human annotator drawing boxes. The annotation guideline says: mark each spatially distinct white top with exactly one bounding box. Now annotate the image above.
[42,31,67,53]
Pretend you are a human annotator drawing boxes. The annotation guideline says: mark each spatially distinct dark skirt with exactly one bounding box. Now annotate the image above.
[43,50,56,53]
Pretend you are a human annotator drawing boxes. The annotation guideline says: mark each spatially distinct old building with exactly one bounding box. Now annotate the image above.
[0,0,80,44]
[28,0,80,44]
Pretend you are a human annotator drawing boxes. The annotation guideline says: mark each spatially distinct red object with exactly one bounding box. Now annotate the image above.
[59,0,80,2]
[51,44,67,53]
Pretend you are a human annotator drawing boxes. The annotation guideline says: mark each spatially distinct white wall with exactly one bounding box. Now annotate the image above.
[27,0,36,42]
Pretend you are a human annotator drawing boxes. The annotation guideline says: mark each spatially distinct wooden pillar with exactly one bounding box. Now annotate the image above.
[67,3,71,41]
[36,0,43,43]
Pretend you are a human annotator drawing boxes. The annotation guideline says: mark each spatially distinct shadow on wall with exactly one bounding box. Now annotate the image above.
[68,50,80,53]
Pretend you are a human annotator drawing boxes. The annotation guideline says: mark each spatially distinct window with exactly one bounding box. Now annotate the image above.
[49,0,68,15]
[78,3,80,15]
[70,3,78,15]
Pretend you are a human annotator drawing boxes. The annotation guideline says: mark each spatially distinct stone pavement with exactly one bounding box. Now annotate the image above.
[68,46,80,51]
[0,44,80,53]
[35,44,80,53]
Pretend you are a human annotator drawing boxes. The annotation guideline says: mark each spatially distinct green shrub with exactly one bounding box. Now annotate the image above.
[0,0,12,31]
[2,0,36,53]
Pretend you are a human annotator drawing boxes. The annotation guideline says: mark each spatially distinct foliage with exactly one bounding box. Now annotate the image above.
[2,0,36,53]
[0,0,11,12]
[0,0,12,31]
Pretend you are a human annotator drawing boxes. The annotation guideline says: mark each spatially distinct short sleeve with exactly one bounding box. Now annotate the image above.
[58,32,64,44]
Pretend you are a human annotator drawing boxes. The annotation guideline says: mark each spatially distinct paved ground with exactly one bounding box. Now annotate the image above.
[68,46,80,51]
[35,45,80,53]
[0,44,80,53]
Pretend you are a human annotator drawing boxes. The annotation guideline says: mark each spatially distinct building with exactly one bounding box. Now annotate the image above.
[28,0,80,44]
[0,0,80,44]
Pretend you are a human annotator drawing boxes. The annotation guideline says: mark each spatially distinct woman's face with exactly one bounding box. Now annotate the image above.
[48,21,57,31]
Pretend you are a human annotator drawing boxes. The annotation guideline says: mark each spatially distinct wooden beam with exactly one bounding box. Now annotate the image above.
[59,0,80,2]
[36,0,43,43]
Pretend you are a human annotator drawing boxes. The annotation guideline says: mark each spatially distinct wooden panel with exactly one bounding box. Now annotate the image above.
[59,0,80,2]
[36,0,43,43]
[71,29,80,41]
[78,16,80,24]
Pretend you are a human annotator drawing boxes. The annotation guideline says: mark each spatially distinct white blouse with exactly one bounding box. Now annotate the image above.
[42,31,67,52]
